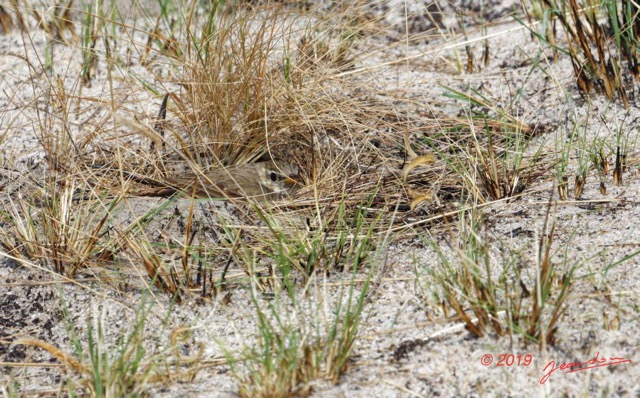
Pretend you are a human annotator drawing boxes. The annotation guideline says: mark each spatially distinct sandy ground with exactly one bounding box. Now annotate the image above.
[1,1,639,397]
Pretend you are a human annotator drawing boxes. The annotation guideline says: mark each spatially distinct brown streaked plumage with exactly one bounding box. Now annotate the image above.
[130,161,300,200]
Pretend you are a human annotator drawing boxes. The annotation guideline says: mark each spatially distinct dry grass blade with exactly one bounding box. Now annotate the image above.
[14,338,89,375]
[613,146,623,185]
[0,5,14,33]
[402,154,436,210]
[123,234,182,302]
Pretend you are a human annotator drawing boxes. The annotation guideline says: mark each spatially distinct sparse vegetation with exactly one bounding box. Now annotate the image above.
[0,181,121,277]
[528,0,640,107]
[14,293,199,397]
[1,0,638,396]
[428,200,577,349]
[226,267,370,398]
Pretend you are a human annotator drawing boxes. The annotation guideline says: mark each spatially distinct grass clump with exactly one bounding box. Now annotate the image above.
[225,272,370,398]
[528,0,640,107]
[12,293,201,397]
[0,181,121,278]
[429,199,577,350]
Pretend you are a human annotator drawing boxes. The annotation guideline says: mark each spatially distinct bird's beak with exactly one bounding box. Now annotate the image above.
[283,176,299,187]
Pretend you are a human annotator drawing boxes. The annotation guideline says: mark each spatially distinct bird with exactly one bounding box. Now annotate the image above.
[126,161,300,200]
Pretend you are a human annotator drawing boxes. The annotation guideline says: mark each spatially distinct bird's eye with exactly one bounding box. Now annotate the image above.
[270,171,277,182]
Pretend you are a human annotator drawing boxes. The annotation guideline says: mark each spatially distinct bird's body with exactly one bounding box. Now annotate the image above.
[127,161,299,200]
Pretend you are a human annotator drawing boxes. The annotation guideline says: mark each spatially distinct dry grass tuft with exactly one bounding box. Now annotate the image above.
[532,0,640,107]
[0,178,121,278]
[430,197,576,349]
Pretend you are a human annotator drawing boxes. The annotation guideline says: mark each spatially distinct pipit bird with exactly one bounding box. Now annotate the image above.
[130,161,300,200]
